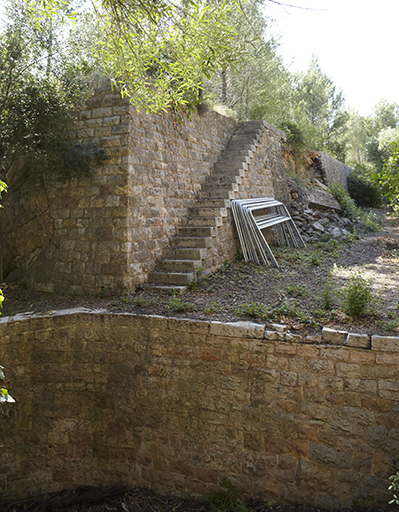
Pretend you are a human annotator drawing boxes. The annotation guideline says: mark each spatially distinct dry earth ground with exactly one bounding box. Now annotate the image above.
[2,210,399,338]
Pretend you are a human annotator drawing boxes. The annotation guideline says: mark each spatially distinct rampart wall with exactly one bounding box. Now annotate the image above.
[0,311,397,509]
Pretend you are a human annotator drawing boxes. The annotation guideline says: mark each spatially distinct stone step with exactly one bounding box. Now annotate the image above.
[212,166,246,177]
[221,149,254,159]
[197,189,235,200]
[176,226,217,237]
[227,142,257,152]
[237,120,265,130]
[142,284,187,293]
[188,206,227,217]
[172,236,214,248]
[213,161,248,172]
[230,134,260,145]
[201,182,238,193]
[218,155,251,165]
[146,119,265,289]
[203,175,241,187]
[157,259,201,272]
[195,198,230,208]
[182,216,223,227]
[235,126,263,137]
[164,247,208,259]
[148,271,193,286]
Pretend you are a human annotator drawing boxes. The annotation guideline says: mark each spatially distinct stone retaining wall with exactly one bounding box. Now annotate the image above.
[208,122,288,271]
[311,153,352,192]
[2,81,237,293]
[0,311,397,508]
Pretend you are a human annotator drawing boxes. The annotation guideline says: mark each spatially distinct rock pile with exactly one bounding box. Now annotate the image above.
[289,201,354,243]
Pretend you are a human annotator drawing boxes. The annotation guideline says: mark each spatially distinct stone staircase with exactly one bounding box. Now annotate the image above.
[147,120,266,289]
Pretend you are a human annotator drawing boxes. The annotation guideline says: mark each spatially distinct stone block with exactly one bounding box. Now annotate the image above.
[285,333,303,343]
[305,334,322,344]
[322,327,347,344]
[209,321,265,339]
[265,323,288,332]
[85,118,103,127]
[298,188,342,212]
[103,116,121,126]
[79,110,91,120]
[92,107,113,118]
[77,128,94,138]
[265,330,285,341]
[100,135,122,147]
[345,333,370,348]
[371,335,399,352]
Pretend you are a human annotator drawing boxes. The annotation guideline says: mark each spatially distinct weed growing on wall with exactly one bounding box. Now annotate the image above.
[389,472,399,506]
[329,183,360,220]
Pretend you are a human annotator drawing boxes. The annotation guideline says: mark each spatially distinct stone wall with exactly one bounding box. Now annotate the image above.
[236,123,282,202]
[0,310,397,508]
[2,80,237,293]
[1,81,352,294]
[207,122,288,271]
[311,153,352,192]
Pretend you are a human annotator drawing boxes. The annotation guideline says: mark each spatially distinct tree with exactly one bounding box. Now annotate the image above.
[95,0,249,113]
[365,101,399,174]
[0,0,105,178]
[345,109,371,170]
[377,141,399,212]
[291,55,349,160]
[370,99,399,132]
[204,0,292,124]
[0,180,14,404]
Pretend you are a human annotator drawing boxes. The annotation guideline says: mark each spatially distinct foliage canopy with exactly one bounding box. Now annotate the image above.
[97,0,248,112]
[0,0,106,179]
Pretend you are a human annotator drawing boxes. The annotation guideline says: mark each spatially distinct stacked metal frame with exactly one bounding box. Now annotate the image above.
[231,198,306,268]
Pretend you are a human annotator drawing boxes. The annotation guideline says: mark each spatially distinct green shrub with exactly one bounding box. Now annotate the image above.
[389,472,399,506]
[329,183,360,220]
[280,122,306,152]
[167,297,196,312]
[330,183,381,232]
[342,273,374,317]
[321,277,335,310]
[347,174,381,208]
[206,478,252,512]
[285,283,309,298]
[235,302,266,318]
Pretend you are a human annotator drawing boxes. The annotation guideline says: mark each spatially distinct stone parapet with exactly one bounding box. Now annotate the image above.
[0,311,397,509]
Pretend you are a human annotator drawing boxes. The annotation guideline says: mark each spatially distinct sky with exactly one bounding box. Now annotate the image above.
[265,0,399,117]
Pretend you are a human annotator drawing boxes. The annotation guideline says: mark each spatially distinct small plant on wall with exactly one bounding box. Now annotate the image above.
[206,478,253,512]
[389,471,399,505]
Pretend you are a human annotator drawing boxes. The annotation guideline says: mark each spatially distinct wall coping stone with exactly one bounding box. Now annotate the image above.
[322,327,348,344]
[371,334,399,352]
[1,309,399,350]
[345,332,370,349]
[265,322,287,332]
